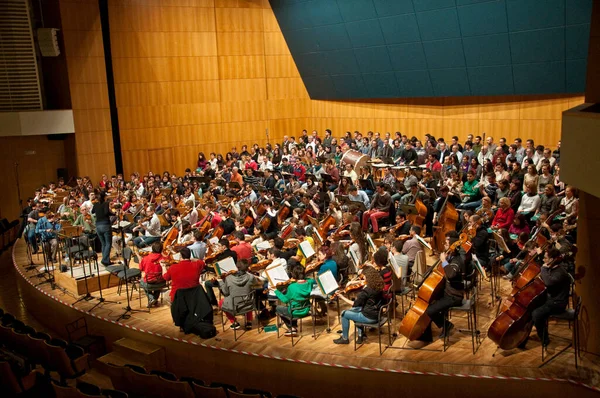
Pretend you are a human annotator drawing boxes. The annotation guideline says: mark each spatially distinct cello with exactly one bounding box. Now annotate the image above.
[406,186,427,235]
[399,235,472,340]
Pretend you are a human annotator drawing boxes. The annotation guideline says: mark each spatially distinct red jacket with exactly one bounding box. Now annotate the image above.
[491,207,515,230]
[163,259,205,302]
[231,241,253,261]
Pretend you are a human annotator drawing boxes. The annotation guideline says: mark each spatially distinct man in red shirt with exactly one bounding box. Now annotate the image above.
[139,241,167,308]
[230,231,252,261]
[161,247,205,303]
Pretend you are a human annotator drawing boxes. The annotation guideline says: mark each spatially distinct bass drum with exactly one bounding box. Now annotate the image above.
[340,150,368,172]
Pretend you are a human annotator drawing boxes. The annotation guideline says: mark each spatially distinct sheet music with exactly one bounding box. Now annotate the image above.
[215,256,237,276]
[349,248,360,269]
[256,240,272,251]
[472,254,488,280]
[299,240,315,260]
[313,230,324,245]
[388,252,408,279]
[317,270,339,296]
[366,234,377,252]
[208,237,219,246]
[265,262,290,286]
[415,234,432,251]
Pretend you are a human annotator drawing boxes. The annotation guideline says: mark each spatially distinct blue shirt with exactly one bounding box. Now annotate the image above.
[318,259,338,278]
[35,217,61,240]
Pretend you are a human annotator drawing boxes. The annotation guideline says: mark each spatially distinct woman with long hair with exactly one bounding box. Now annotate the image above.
[348,221,368,272]
[333,266,384,345]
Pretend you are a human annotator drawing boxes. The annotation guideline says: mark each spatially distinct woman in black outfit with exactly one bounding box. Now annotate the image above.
[92,191,114,266]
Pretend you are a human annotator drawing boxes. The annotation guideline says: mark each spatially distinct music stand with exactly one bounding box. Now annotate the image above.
[349,200,366,212]
[359,178,375,192]
[64,229,95,305]
[86,234,121,311]
[229,181,241,190]
[320,173,334,184]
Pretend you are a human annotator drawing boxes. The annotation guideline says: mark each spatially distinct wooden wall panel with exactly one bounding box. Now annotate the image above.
[60,0,115,179]
[217,32,265,55]
[265,55,300,78]
[65,1,584,177]
[218,56,266,79]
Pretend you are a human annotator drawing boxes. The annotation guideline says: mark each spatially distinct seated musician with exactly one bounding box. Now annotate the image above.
[468,214,490,270]
[218,259,261,330]
[500,241,538,280]
[60,198,79,223]
[401,225,422,275]
[187,230,207,260]
[280,157,294,174]
[132,205,161,248]
[294,227,315,267]
[333,266,384,345]
[530,248,571,347]
[324,159,340,191]
[231,231,252,262]
[400,181,428,206]
[348,185,370,212]
[273,237,296,261]
[35,211,61,262]
[361,183,392,233]
[371,247,393,296]
[216,208,235,236]
[230,167,244,187]
[343,163,359,186]
[72,206,97,248]
[139,242,167,308]
[274,263,315,337]
[260,200,279,239]
[426,152,443,172]
[424,231,468,340]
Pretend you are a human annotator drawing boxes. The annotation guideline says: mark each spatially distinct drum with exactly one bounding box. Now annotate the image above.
[392,166,406,181]
[340,150,368,172]
[372,164,388,181]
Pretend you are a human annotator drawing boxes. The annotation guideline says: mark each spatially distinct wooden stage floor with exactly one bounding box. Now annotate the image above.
[7,239,600,392]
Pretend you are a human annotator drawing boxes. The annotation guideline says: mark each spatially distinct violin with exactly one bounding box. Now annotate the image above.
[249,258,273,272]
[331,278,367,299]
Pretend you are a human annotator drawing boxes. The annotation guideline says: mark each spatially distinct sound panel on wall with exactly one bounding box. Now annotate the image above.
[270,0,593,99]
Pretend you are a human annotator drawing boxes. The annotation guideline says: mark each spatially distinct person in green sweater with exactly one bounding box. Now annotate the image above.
[457,170,482,210]
[275,263,315,337]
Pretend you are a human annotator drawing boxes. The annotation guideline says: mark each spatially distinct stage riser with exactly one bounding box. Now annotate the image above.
[54,269,120,296]
[16,272,597,398]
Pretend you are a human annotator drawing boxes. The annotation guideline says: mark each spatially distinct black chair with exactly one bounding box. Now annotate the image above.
[65,317,106,359]
[276,298,317,347]
[444,290,481,354]
[220,291,259,341]
[353,294,393,355]
[77,380,103,397]
[542,293,582,368]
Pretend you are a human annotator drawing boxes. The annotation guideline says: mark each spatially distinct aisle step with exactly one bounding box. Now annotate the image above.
[112,337,166,371]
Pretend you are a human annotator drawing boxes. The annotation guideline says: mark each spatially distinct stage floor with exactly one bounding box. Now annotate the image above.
[10,240,600,391]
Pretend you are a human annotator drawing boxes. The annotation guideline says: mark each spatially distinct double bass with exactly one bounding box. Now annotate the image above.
[432,194,458,253]
[488,208,564,350]
[399,236,472,340]
[406,187,427,235]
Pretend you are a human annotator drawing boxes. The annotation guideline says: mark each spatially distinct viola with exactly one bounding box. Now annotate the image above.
[249,259,273,272]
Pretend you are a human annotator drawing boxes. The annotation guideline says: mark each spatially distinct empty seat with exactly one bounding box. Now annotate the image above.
[44,338,90,381]
[102,363,128,392]
[101,389,129,398]
[0,360,38,394]
[191,382,228,398]
[51,380,80,398]
[77,381,103,397]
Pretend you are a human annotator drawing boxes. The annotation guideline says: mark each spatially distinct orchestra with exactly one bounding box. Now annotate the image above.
[22,131,577,352]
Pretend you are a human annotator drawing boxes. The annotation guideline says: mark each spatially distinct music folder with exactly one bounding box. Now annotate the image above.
[415,234,432,251]
[320,173,334,183]
[399,204,419,216]
[317,270,339,296]
[229,181,241,189]
[298,240,316,260]
[215,257,237,276]
[349,200,366,211]
[265,262,289,286]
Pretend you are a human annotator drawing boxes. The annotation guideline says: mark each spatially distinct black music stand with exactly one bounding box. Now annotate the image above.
[84,234,121,311]
[68,231,95,305]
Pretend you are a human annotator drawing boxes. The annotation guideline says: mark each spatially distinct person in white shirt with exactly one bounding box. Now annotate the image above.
[132,205,161,248]
[477,146,493,165]
[80,191,96,213]
[342,163,359,186]
[451,144,463,163]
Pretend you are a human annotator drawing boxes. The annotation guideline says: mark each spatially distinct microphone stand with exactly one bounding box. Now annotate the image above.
[116,189,147,320]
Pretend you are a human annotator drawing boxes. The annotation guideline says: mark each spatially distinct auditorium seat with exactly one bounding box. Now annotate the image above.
[51,380,80,398]
[44,338,90,382]
[123,364,163,398]
[77,380,103,397]
[191,382,228,398]
[65,317,106,359]
[26,331,52,368]
[101,362,128,392]
[229,391,262,398]
[157,374,195,397]
[101,389,129,398]
[0,360,38,395]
